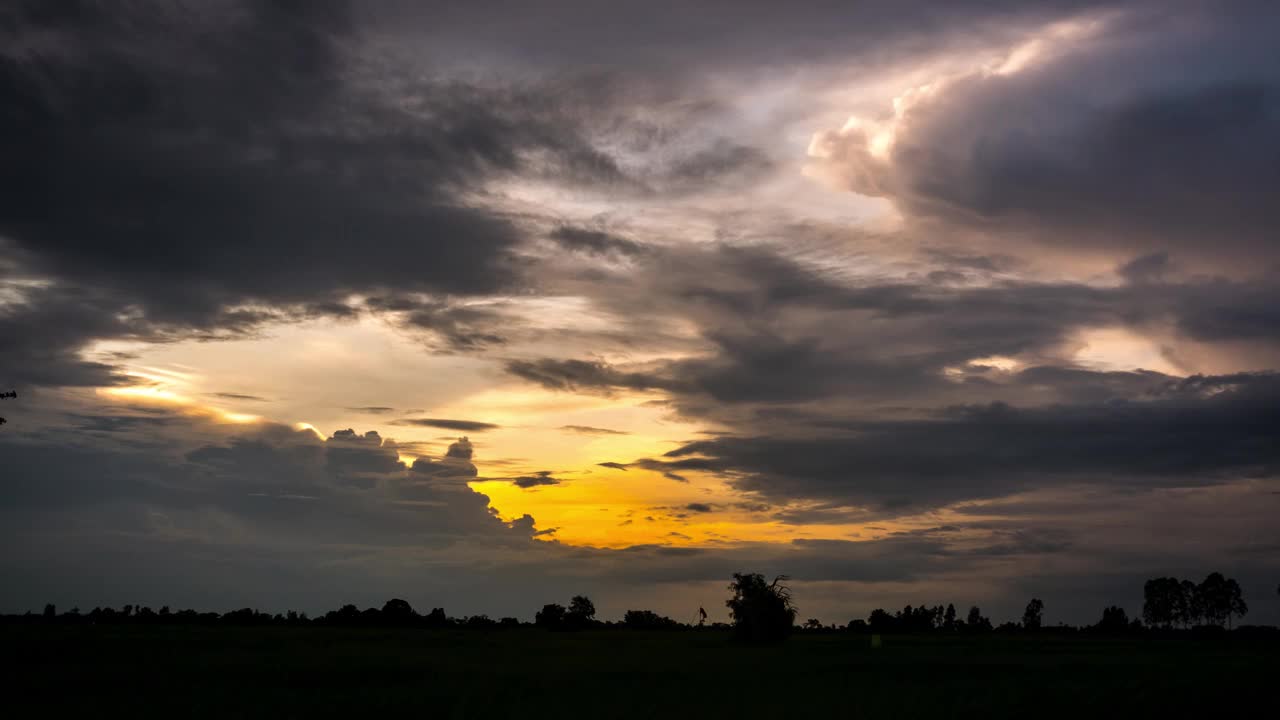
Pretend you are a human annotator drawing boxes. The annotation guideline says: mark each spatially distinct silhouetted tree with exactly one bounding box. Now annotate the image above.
[622,610,681,629]
[1096,605,1129,633]
[1226,580,1247,628]
[564,595,596,629]
[943,603,957,631]
[725,572,796,642]
[535,603,566,629]
[868,608,895,633]
[423,607,449,628]
[962,602,993,630]
[1143,577,1181,628]
[1022,598,1044,630]
[1177,579,1201,627]
[381,598,417,624]
[804,618,823,630]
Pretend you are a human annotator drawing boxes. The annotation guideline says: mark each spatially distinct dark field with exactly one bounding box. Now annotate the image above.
[7,626,1277,718]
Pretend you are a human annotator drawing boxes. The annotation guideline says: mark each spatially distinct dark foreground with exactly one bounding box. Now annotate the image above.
[7,626,1277,718]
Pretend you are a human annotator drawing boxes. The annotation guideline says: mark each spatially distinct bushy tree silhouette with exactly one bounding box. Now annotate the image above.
[623,610,681,629]
[565,595,596,630]
[1096,605,1129,633]
[535,603,566,629]
[381,598,417,623]
[1022,598,1044,630]
[725,572,796,642]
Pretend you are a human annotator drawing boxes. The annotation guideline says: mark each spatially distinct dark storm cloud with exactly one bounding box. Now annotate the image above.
[0,282,132,387]
[0,1,521,318]
[639,372,1280,512]
[814,0,1280,264]
[1,421,505,536]
[382,0,1111,72]
[391,418,500,432]
[506,242,1280,414]
[2,0,720,382]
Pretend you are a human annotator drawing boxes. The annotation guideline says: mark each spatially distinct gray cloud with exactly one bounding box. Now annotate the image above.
[391,418,500,432]
[512,471,563,489]
[639,372,1280,512]
[812,1,1280,266]
[559,425,629,436]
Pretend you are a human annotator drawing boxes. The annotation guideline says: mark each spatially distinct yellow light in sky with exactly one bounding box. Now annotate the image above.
[85,316,924,553]
[99,383,261,424]
[1071,327,1181,375]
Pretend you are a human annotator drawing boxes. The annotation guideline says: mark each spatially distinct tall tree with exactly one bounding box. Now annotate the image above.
[565,595,596,629]
[1143,578,1181,629]
[1022,598,1044,630]
[1224,577,1248,629]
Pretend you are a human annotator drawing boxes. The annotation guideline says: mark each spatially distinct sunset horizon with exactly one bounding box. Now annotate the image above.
[3,0,1279,633]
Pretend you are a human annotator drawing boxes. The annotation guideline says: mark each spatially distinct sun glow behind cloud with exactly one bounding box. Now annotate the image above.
[86,315,895,550]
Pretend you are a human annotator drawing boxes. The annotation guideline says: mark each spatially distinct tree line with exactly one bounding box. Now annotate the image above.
[5,570,1270,640]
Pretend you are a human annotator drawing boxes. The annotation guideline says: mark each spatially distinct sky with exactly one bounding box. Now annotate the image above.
[2,0,1279,626]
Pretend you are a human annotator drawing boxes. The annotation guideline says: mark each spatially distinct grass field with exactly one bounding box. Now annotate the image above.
[7,626,1277,718]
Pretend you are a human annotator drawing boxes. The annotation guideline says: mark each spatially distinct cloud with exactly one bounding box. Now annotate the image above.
[549,227,646,258]
[560,425,629,436]
[512,471,563,489]
[638,372,1280,513]
[504,358,671,394]
[809,1,1280,266]
[392,418,500,432]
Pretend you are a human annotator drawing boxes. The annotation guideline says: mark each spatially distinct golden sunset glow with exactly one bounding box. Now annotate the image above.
[6,0,1280,631]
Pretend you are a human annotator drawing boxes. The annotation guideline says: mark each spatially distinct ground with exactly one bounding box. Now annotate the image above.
[6,626,1276,718]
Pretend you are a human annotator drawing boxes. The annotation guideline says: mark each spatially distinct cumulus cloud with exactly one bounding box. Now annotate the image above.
[809,0,1280,266]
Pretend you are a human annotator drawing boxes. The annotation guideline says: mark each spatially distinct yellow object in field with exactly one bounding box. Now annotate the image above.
[871,634,882,649]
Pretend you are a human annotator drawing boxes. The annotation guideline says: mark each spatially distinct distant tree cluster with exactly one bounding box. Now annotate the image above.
[8,600,525,629]
[622,609,683,630]
[854,603,1001,634]
[534,595,597,630]
[1143,573,1248,629]
[7,570,1269,638]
